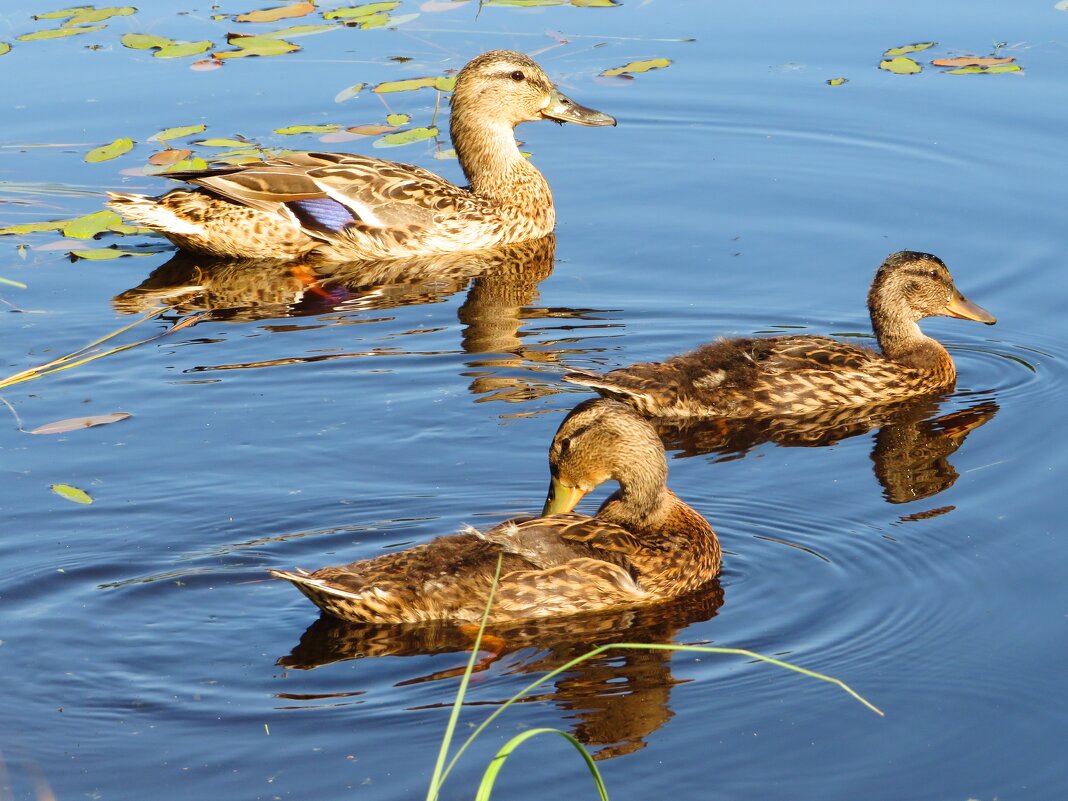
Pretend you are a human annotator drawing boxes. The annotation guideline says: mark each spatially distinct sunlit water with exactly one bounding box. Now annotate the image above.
[1,1,1066,800]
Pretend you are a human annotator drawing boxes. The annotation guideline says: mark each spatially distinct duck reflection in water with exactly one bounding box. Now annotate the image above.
[112,234,611,402]
[655,395,998,505]
[277,584,724,761]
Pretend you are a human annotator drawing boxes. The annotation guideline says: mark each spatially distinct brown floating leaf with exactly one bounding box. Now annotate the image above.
[30,413,132,435]
[236,2,316,22]
[190,58,224,71]
[148,148,192,166]
[931,56,1015,67]
[346,123,399,136]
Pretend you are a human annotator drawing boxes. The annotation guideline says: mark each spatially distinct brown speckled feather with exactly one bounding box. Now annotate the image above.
[564,251,996,417]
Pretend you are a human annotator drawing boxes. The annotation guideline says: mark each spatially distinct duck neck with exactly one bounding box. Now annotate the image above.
[870,292,949,371]
[450,112,554,215]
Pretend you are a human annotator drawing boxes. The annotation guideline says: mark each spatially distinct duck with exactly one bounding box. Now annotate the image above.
[563,251,997,418]
[269,399,721,624]
[107,50,615,262]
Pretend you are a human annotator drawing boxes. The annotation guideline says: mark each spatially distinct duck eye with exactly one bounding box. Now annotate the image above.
[510,70,525,82]
[559,437,571,454]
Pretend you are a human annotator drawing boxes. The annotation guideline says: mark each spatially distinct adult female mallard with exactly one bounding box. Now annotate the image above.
[270,399,721,624]
[563,251,996,417]
[107,51,615,262]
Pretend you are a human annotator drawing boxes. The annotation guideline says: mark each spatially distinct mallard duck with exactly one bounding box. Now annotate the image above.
[106,51,614,262]
[270,399,721,624]
[563,251,996,417]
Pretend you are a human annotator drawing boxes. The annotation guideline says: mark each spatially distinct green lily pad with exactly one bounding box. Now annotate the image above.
[879,57,922,75]
[215,34,300,58]
[68,247,150,260]
[0,219,67,236]
[155,40,213,59]
[373,76,454,93]
[149,124,207,142]
[601,58,671,77]
[883,42,936,57]
[17,24,107,41]
[274,124,342,135]
[334,82,367,103]
[826,77,849,86]
[193,138,252,147]
[235,2,315,23]
[51,483,93,504]
[385,113,410,126]
[121,32,172,49]
[34,7,94,20]
[372,126,439,148]
[258,24,338,38]
[162,157,209,172]
[62,6,136,26]
[571,0,620,5]
[85,137,134,163]
[0,42,11,56]
[945,63,1023,75]
[62,210,125,239]
[323,2,401,19]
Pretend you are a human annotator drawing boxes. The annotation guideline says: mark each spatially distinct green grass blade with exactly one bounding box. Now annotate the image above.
[475,728,608,801]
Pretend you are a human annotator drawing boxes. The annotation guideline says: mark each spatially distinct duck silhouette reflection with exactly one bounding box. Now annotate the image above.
[277,584,724,760]
[653,396,997,504]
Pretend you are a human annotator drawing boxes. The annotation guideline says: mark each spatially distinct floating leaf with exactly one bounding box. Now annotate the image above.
[274,123,342,135]
[879,56,922,75]
[323,2,401,19]
[149,124,207,142]
[258,24,338,38]
[0,42,11,56]
[85,137,134,163]
[356,13,391,28]
[34,7,93,20]
[335,82,367,103]
[1,275,28,286]
[600,58,671,77]
[190,58,224,71]
[385,113,411,125]
[572,0,619,6]
[236,2,316,22]
[373,126,438,148]
[147,148,192,166]
[68,247,150,260]
[215,34,300,58]
[193,138,251,147]
[434,76,456,92]
[346,123,399,135]
[206,147,262,158]
[826,77,848,86]
[17,25,107,41]
[883,42,936,57]
[31,413,131,435]
[155,40,213,59]
[121,32,172,49]
[212,155,262,165]
[51,483,93,504]
[932,56,1016,67]
[373,76,439,93]
[161,157,209,172]
[62,6,136,26]
[387,12,420,25]
[62,210,125,239]
[945,63,1023,75]
[0,220,67,236]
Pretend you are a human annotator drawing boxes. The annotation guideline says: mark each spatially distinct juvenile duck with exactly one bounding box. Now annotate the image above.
[107,50,615,262]
[563,251,996,417]
[270,399,721,624]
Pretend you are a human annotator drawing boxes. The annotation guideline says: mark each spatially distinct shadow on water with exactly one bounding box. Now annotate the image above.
[656,395,999,504]
[276,583,725,760]
[112,234,619,401]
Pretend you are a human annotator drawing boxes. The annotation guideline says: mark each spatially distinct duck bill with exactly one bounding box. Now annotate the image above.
[542,89,617,127]
[542,476,589,515]
[944,291,997,325]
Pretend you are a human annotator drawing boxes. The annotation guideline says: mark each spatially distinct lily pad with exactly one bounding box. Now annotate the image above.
[879,56,922,75]
[0,42,11,56]
[601,58,671,77]
[372,126,439,148]
[883,42,936,57]
[215,34,300,58]
[323,2,401,19]
[68,247,150,260]
[826,77,849,86]
[335,82,367,103]
[258,24,338,38]
[61,6,136,26]
[373,75,454,93]
[346,123,400,136]
[571,0,619,5]
[155,40,213,59]
[31,413,131,435]
[945,63,1023,75]
[17,24,107,41]
[385,113,411,125]
[931,56,1015,67]
[147,148,193,166]
[51,483,93,504]
[355,13,391,29]
[85,137,134,163]
[274,124,342,135]
[190,58,224,71]
[0,220,67,236]
[149,124,207,142]
[121,32,172,49]
[62,210,126,239]
[161,157,209,172]
[193,138,252,147]
[235,2,316,22]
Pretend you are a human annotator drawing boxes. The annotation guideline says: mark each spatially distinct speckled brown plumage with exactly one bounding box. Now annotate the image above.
[563,251,997,417]
[106,51,614,261]
[270,399,721,624]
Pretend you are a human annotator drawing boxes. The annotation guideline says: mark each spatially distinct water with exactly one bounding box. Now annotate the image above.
[1,1,1066,799]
